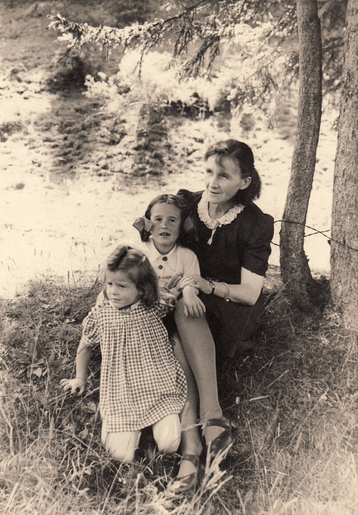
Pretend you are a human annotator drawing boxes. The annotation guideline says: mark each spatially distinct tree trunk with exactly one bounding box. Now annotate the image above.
[330,0,358,329]
[279,0,322,309]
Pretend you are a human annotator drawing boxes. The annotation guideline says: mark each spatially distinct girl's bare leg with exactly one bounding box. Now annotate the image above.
[152,414,181,454]
[101,424,141,462]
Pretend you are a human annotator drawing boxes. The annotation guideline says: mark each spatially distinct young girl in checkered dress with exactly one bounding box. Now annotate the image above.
[61,244,187,462]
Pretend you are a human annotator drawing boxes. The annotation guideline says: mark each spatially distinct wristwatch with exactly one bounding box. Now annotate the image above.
[208,280,216,295]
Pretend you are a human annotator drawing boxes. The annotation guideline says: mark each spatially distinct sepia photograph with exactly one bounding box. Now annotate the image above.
[0,1,356,513]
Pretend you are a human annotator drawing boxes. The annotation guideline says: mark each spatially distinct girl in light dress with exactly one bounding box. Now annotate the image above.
[61,244,187,463]
[133,194,230,493]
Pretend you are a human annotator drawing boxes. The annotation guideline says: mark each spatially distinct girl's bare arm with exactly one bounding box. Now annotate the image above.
[61,340,92,394]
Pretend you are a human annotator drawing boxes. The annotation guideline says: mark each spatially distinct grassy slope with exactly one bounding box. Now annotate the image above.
[0,272,357,514]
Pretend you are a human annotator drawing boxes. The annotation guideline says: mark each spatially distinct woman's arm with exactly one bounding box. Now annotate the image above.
[221,268,263,306]
[182,267,264,307]
[168,277,206,317]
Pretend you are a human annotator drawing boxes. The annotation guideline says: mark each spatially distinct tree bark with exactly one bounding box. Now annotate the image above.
[330,0,358,329]
[279,0,322,308]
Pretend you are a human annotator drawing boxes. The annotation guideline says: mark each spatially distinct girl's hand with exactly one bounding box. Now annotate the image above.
[96,290,106,308]
[182,287,206,318]
[60,377,86,395]
[167,274,183,290]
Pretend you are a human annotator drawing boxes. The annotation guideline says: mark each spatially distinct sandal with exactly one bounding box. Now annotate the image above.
[204,417,234,460]
[166,454,200,495]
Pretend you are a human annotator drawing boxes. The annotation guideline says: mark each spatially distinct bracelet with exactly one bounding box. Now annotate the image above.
[222,282,230,302]
[208,280,216,295]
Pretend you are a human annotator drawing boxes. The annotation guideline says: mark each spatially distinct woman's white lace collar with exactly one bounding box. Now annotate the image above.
[198,190,244,228]
[197,191,245,244]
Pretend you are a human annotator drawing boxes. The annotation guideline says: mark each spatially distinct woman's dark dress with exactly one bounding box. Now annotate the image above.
[178,189,274,358]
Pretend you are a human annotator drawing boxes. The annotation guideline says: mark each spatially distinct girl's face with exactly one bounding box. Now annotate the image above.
[204,155,251,208]
[149,203,181,254]
[106,270,140,309]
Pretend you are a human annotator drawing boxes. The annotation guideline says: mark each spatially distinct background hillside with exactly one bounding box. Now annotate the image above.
[0,0,337,298]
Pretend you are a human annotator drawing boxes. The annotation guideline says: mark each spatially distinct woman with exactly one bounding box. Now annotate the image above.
[171,139,274,492]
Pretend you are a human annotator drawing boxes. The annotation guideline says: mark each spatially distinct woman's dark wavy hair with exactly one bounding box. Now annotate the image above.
[104,244,159,306]
[142,193,188,245]
[205,139,261,205]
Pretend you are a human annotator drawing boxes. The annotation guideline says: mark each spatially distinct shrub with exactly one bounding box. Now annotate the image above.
[47,47,101,93]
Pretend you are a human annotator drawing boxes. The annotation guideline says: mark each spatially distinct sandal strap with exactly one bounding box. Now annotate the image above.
[181,453,200,467]
[205,417,231,430]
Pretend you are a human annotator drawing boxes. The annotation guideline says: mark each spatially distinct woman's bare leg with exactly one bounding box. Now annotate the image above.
[172,333,202,477]
[174,300,225,445]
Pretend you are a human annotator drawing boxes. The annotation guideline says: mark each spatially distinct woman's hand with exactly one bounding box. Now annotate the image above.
[60,377,86,395]
[182,286,206,318]
[177,275,212,295]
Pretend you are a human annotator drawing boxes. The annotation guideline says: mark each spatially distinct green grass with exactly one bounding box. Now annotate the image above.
[0,269,357,514]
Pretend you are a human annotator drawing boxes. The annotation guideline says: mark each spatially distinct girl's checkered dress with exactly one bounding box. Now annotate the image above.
[81,300,187,433]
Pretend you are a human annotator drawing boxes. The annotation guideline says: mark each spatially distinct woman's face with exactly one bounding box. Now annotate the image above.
[204,155,251,207]
[149,203,181,254]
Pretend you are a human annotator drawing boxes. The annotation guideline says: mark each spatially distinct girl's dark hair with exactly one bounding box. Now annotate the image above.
[205,139,261,205]
[104,244,159,306]
[141,194,187,245]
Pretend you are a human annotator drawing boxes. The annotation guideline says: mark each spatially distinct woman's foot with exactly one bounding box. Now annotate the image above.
[203,417,234,461]
[204,423,226,447]
[167,454,200,495]
[176,452,199,479]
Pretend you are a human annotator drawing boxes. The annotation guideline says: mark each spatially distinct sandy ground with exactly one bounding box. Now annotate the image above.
[0,4,338,299]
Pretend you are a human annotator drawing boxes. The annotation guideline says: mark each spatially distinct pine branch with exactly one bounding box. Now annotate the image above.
[47,0,340,90]
[48,1,216,49]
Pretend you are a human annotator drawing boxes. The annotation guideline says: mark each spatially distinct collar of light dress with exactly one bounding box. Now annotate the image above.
[197,190,245,244]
